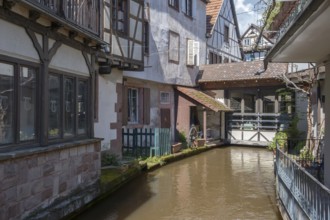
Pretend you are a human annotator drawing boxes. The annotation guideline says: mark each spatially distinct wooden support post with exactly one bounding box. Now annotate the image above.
[203,108,207,140]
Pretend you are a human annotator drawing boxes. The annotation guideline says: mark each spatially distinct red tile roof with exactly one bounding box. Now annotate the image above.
[206,0,224,34]
[176,86,232,112]
[199,61,288,83]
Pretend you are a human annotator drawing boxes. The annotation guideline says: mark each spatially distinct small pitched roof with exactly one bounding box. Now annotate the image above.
[176,86,232,112]
[206,0,224,34]
[199,61,288,89]
[241,24,274,44]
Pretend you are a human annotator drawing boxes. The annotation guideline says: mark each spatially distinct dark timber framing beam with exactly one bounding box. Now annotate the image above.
[0,6,95,53]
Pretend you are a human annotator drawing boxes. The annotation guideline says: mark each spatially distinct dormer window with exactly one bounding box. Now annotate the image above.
[112,0,127,33]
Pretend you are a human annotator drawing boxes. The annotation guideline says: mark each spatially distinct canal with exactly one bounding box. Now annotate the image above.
[76,146,282,220]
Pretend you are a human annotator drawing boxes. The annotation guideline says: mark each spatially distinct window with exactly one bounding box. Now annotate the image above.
[224,25,229,43]
[169,0,179,9]
[244,94,256,113]
[263,95,275,113]
[244,38,250,46]
[112,0,127,33]
[160,92,170,104]
[183,0,193,17]
[128,88,138,123]
[144,21,149,55]
[209,52,222,64]
[48,74,89,139]
[0,61,37,145]
[169,31,180,63]
[123,86,150,125]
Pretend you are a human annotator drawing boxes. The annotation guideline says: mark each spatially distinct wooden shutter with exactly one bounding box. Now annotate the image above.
[122,86,128,126]
[193,41,200,66]
[143,88,150,125]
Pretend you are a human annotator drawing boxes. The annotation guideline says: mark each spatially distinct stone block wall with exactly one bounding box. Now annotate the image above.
[0,140,101,220]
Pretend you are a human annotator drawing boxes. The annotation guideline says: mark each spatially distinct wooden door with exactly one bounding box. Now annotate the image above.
[160,108,171,128]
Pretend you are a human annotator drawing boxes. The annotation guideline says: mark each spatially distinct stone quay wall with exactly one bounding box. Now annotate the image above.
[0,139,101,220]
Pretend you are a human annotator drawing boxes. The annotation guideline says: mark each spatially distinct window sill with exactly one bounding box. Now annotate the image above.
[184,13,193,20]
[169,5,179,11]
[0,138,103,162]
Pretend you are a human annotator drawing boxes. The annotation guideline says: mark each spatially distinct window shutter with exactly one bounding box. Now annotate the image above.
[122,86,128,126]
[193,41,200,66]
[138,88,144,124]
[143,88,150,125]
[187,39,194,65]
[192,0,196,18]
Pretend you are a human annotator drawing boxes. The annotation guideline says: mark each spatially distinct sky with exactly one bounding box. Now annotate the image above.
[233,0,267,34]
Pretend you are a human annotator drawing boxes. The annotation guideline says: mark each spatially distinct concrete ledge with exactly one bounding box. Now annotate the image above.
[0,138,102,161]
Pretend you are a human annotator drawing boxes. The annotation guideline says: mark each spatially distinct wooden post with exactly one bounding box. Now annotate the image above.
[203,108,207,140]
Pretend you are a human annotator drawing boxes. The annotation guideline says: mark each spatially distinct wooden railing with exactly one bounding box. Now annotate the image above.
[276,146,330,220]
[27,0,100,34]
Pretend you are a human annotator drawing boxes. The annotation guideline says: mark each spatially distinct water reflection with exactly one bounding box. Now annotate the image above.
[76,147,281,220]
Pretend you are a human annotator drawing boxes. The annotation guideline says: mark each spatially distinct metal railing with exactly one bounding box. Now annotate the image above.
[279,139,324,183]
[227,113,291,131]
[274,0,312,42]
[27,0,100,34]
[276,146,330,220]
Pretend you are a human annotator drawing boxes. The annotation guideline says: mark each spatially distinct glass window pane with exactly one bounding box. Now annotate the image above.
[48,75,61,139]
[20,67,37,141]
[128,88,138,123]
[77,80,87,135]
[64,78,75,137]
[263,95,275,113]
[0,62,14,144]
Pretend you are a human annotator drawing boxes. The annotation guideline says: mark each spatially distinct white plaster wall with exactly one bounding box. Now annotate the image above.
[123,77,176,142]
[124,0,207,86]
[94,69,123,151]
[50,44,89,76]
[0,19,39,62]
[323,63,330,188]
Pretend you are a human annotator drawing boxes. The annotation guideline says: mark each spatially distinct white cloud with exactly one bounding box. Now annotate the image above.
[234,0,263,35]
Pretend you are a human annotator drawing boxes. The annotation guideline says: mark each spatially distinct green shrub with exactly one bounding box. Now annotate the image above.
[178,131,188,148]
[268,131,288,151]
[101,152,120,166]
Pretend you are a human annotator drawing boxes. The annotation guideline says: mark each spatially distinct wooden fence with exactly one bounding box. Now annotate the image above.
[122,128,171,157]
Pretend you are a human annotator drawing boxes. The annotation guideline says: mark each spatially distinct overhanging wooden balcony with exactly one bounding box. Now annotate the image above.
[22,0,100,36]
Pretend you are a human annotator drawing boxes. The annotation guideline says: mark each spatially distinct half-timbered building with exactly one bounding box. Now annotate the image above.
[94,0,144,155]
[206,0,242,64]
[241,24,273,61]
[0,0,146,218]
[120,0,212,151]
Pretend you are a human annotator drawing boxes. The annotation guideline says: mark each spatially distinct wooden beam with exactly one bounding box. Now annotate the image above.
[0,7,95,53]
[29,10,40,21]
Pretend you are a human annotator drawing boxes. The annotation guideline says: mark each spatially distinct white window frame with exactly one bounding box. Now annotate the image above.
[128,88,139,123]
[160,91,171,104]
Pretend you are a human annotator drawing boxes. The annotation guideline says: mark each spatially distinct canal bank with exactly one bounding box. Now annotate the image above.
[73,146,282,220]
[64,145,218,219]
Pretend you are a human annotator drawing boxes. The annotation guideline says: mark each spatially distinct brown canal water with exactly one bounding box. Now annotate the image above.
[76,146,282,220]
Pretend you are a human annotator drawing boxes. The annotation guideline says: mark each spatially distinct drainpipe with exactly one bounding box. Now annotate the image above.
[203,107,207,140]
